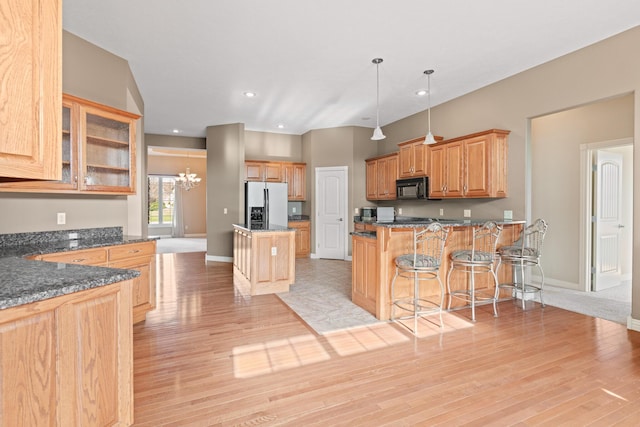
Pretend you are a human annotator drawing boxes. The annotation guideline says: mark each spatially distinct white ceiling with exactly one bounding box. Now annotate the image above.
[63,0,640,138]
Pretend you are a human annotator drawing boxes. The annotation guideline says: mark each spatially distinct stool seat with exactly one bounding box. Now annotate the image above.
[391,222,449,334]
[447,221,502,322]
[497,218,548,310]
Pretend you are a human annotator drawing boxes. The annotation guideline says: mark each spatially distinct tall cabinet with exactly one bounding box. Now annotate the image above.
[0,0,62,180]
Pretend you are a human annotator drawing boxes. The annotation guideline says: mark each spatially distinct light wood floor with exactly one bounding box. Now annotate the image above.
[132,252,640,426]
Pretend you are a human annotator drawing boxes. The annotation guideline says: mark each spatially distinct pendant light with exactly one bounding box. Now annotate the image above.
[371,58,386,140]
[423,69,436,144]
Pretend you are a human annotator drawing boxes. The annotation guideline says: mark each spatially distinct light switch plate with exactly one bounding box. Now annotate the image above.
[57,212,66,225]
[439,208,444,216]
[504,210,513,220]
[463,209,471,218]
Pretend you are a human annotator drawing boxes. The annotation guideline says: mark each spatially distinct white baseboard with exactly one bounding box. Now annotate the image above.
[627,316,640,332]
[533,275,581,291]
[205,254,232,263]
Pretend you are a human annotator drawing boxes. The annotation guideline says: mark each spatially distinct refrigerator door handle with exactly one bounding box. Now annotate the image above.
[264,188,269,227]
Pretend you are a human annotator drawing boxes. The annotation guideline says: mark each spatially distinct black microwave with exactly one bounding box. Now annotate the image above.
[396,177,438,200]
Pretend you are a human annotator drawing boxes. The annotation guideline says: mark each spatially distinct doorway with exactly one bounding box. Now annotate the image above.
[581,140,633,293]
[315,166,348,260]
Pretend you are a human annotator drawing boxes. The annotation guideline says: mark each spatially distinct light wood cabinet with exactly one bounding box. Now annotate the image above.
[352,234,378,315]
[289,220,311,258]
[0,280,133,426]
[233,226,296,295]
[0,0,62,180]
[365,153,398,201]
[398,138,427,178]
[34,240,156,323]
[245,160,282,182]
[0,94,141,194]
[428,129,509,198]
[283,162,306,200]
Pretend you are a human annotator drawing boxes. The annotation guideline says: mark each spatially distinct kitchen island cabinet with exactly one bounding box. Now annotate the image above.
[351,220,524,320]
[233,224,296,295]
[288,219,311,258]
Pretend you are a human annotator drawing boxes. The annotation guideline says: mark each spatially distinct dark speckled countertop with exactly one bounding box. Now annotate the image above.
[0,227,156,310]
[352,217,525,238]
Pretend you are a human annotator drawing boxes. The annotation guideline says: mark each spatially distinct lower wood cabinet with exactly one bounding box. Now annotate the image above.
[288,220,310,258]
[0,280,134,426]
[351,234,378,315]
[33,240,156,324]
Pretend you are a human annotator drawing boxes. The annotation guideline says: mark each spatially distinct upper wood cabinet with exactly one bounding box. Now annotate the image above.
[398,136,442,178]
[366,152,398,201]
[428,129,509,198]
[0,0,61,180]
[0,94,140,194]
[245,160,306,200]
[283,162,306,200]
[245,160,282,182]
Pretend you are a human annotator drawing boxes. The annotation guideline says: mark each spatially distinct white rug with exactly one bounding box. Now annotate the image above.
[536,283,631,325]
[155,238,206,254]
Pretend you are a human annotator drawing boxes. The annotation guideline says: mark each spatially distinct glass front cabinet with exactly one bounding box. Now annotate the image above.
[0,94,140,195]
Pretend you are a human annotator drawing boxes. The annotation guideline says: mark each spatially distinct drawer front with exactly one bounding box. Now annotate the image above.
[109,242,156,261]
[39,248,108,265]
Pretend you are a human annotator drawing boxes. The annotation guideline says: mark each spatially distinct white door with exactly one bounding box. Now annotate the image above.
[592,150,623,291]
[315,167,347,260]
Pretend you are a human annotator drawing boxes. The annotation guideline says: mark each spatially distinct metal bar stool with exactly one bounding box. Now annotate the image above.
[391,222,449,334]
[497,218,548,309]
[447,221,502,321]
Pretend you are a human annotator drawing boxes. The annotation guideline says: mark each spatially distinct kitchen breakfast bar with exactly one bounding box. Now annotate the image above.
[352,218,525,320]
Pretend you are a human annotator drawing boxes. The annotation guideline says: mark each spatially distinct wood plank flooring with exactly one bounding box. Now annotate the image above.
[132,252,640,426]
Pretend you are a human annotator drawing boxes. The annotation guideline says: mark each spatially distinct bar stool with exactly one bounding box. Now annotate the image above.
[391,222,449,334]
[447,221,502,321]
[497,218,548,310]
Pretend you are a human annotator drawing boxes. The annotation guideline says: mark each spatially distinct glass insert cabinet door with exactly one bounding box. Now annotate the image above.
[79,104,139,193]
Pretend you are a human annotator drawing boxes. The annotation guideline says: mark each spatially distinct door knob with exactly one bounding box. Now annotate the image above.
[618,224,625,228]
[338,218,343,221]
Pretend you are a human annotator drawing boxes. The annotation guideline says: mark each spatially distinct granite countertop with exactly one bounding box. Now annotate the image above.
[233,223,295,232]
[287,215,310,222]
[0,227,155,310]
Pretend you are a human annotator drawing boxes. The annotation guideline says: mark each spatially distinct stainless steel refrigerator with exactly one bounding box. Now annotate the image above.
[244,181,288,228]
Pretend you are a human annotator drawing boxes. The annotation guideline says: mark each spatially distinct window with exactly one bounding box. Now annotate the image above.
[148,176,176,225]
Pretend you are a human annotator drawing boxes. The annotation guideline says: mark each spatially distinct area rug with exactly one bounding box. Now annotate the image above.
[535,283,631,325]
[277,258,384,335]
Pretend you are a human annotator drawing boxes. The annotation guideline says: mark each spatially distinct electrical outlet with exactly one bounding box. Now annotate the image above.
[463,209,471,218]
[57,212,66,225]
[398,208,403,215]
[292,207,297,213]
[271,247,277,256]
[504,210,513,220]
[355,208,359,215]
[223,208,228,214]
[439,208,444,216]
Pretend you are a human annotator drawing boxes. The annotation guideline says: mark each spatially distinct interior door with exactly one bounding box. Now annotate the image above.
[315,167,347,259]
[592,150,623,291]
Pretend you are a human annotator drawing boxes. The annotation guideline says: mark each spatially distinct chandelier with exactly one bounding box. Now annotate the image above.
[175,167,201,191]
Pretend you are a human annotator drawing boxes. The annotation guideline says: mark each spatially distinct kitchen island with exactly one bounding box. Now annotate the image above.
[233,224,296,295]
[352,218,524,320]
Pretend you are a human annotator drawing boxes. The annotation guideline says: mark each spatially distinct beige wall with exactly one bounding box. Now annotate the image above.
[245,131,302,161]
[531,95,634,287]
[0,31,143,235]
[206,124,245,260]
[147,155,207,235]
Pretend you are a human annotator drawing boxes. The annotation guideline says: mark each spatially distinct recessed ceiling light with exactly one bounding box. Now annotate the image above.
[415,89,428,96]
[243,91,257,98]
[277,124,285,129]
[172,129,181,134]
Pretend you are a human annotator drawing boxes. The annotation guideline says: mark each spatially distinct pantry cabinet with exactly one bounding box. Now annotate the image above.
[366,153,398,201]
[428,129,509,198]
[0,0,61,180]
[0,94,140,194]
